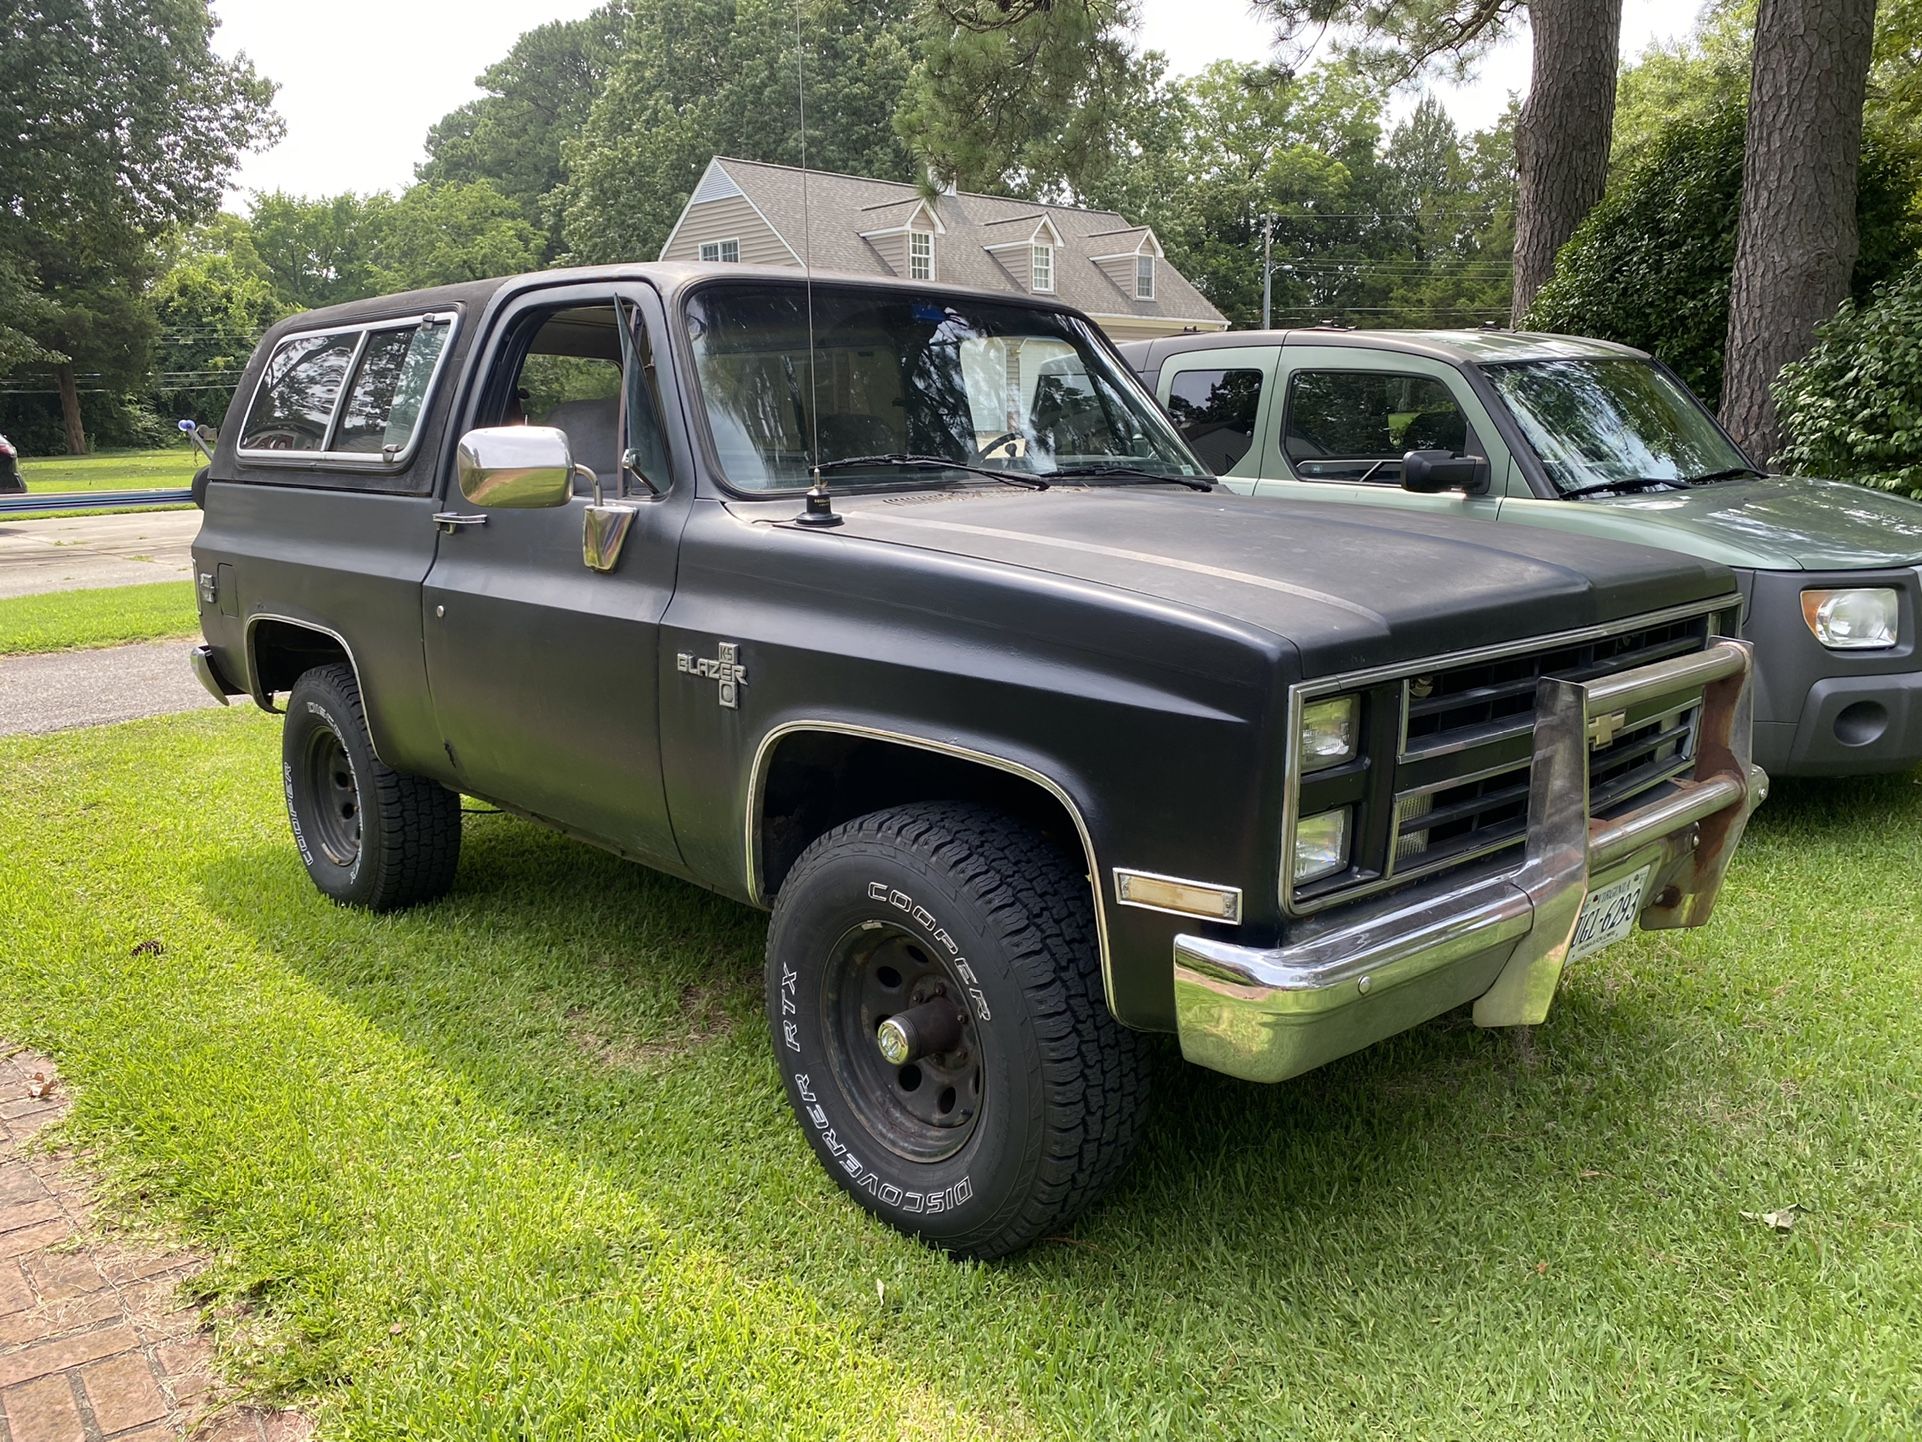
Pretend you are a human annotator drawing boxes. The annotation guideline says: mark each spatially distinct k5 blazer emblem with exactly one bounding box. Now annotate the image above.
[678,642,747,709]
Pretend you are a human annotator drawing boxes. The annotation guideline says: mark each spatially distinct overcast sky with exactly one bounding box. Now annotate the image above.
[214,0,1707,206]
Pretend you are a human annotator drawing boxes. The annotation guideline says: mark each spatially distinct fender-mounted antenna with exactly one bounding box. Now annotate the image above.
[790,0,841,527]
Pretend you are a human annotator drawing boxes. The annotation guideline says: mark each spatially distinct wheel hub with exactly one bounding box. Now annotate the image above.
[823,925,984,1163]
[304,728,361,868]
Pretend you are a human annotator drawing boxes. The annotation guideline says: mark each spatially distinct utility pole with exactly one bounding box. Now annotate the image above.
[1261,215,1274,330]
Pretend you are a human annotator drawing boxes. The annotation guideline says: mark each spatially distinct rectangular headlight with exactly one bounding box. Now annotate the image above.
[1801,588,1899,649]
[1292,807,1351,885]
[1299,695,1359,773]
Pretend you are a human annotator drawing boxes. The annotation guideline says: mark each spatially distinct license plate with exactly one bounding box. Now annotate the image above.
[1568,864,1654,962]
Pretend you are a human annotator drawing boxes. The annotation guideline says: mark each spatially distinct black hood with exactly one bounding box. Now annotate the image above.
[782,486,1737,676]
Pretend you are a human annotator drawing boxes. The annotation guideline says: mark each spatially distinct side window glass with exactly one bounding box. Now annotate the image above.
[1284,370,1475,483]
[1166,366,1263,475]
[334,324,449,455]
[240,332,360,451]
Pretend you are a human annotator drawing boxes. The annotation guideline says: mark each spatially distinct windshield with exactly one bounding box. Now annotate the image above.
[685,282,1206,492]
[1483,357,1754,495]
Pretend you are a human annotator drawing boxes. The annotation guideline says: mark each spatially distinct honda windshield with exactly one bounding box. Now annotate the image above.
[1483,357,1757,496]
[684,281,1207,493]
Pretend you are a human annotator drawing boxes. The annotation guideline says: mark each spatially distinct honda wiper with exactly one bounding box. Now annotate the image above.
[1683,466,1765,485]
[1044,464,1214,492]
[1560,477,1686,500]
[810,454,1048,490]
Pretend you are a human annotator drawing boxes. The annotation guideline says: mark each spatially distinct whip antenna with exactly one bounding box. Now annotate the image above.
[792,0,841,527]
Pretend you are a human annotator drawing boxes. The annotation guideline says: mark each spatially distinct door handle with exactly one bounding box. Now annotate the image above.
[433,512,487,534]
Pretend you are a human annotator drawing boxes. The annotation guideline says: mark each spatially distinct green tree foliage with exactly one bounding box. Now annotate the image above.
[1375,97,1515,327]
[561,0,916,263]
[148,218,287,429]
[1526,101,1922,403]
[363,184,545,293]
[1609,2,1753,174]
[896,0,1166,198]
[247,193,380,313]
[1775,263,1922,494]
[1088,63,1513,330]
[418,4,630,260]
[0,0,279,449]
[1871,0,1922,165]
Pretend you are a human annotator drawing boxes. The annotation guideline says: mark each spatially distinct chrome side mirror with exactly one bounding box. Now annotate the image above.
[456,426,575,508]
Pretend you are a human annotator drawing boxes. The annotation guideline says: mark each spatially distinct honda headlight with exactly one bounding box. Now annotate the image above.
[1292,807,1351,885]
[1299,695,1359,773]
[1801,588,1899,650]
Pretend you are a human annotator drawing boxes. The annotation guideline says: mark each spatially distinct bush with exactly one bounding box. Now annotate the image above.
[1775,263,1922,496]
[1526,101,1922,405]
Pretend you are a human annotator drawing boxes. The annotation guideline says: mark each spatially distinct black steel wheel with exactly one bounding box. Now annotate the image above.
[300,724,362,868]
[821,923,984,1163]
[765,803,1148,1259]
[281,663,460,911]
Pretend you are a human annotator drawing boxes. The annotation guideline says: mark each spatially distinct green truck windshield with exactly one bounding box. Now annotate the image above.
[685,282,1204,493]
[1484,357,1752,495]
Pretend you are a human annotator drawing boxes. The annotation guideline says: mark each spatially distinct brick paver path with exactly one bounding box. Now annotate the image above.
[0,1048,309,1442]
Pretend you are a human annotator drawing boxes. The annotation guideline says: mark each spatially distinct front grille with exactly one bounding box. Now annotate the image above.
[1287,605,1726,913]
[1403,614,1708,758]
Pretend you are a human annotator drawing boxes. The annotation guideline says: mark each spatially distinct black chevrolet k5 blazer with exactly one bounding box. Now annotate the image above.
[189,264,1766,1256]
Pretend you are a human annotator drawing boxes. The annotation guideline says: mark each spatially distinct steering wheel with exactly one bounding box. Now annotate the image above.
[974,431,1024,460]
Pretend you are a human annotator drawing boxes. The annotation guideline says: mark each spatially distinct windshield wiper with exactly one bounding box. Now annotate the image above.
[1683,466,1765,485]
[810,453,1048,490]
[1560,477,1687,500]
[1044,463,1214,492]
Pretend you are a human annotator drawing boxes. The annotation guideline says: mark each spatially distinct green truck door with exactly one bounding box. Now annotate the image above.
[1255,346,1512,519]
[1156,345,1279,492]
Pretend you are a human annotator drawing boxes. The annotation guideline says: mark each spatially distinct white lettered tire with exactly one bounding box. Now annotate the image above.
[765,803,1147,1258]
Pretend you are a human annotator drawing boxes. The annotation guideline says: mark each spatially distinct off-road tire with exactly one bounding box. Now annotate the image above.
[282,663,460,911]
[765,803,1148,1258]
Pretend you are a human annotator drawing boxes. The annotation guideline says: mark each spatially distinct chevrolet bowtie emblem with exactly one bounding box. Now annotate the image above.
[1586,709,1629,750]
[678,642,747,709]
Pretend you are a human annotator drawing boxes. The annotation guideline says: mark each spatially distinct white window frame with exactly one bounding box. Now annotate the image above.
[1135,253,1155,300]
[235,312,460,469]
[699,238,742,264]
[1031,243,1054,294]
[909,230,934,281]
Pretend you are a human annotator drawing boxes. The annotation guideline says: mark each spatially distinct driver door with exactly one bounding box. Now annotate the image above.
[1252,348,1510,520]
[421,281,692,869]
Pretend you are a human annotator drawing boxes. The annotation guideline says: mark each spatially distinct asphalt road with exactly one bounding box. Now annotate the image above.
[0,510,201,600]
[0,640,226,736]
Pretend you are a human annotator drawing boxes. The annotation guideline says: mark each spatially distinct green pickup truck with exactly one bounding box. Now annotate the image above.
[1122,330,1922,777]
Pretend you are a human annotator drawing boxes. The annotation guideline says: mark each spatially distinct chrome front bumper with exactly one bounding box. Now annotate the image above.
[1174,638,1766,1083]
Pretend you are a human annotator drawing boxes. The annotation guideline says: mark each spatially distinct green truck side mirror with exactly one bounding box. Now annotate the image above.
[1402,449,1491,496]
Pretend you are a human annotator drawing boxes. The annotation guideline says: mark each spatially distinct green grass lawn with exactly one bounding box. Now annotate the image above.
[17,445,200,493]
[0,581,197,655]
[1,711,1918,1438]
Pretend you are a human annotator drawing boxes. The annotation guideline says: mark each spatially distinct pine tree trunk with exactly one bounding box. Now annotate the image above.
[1719,0,1878,461]
[54,363,88,456]
[1510,0,1625,323]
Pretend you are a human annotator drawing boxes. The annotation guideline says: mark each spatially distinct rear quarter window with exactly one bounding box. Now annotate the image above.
[238,314,457,474]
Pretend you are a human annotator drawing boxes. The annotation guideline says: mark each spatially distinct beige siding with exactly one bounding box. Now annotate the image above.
[988,243,1033,291]
[662,196,795,266]
[866,230,907,276]
[1097,318,1224,343]
[1094,254,1136,296]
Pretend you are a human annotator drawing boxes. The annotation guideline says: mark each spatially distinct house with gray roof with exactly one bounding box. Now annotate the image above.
[659,156,1229,342]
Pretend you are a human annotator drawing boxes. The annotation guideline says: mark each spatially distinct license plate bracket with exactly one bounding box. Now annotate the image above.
[1568,863,1655,962]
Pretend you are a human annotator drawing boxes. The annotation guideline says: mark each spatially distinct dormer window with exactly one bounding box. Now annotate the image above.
[1135,253,1155,300]
[1032,243,1054,294]
[910,230,934,281]
[699,239,740,264]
